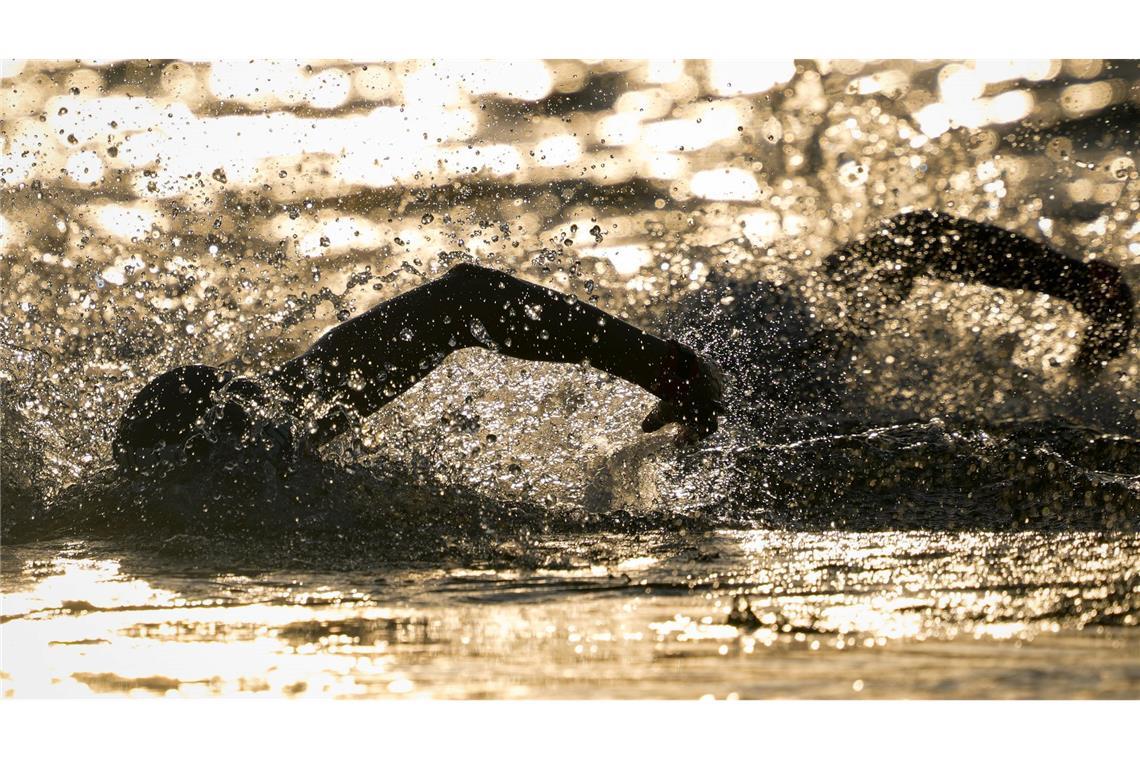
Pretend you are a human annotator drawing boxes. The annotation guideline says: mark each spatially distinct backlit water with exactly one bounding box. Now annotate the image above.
[1,59,1138,698]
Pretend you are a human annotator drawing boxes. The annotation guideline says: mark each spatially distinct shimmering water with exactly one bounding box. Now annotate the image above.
[2,58,1138,698]
[3,532,1138,698]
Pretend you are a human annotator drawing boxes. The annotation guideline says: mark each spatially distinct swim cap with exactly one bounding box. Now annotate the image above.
[112,364,262,469]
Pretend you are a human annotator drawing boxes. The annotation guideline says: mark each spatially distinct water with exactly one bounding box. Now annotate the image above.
[2,59,1139,698]
[3,532,1138,698]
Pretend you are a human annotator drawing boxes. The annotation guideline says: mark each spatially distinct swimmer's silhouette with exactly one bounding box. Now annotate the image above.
[113,212,1133,470]
[114,263,725,470]
[825,210,1134,374]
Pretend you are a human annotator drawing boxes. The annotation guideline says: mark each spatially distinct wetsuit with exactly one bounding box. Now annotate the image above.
[825,211,1134,371]
[113,214,1133,469]
[112,263,724,470]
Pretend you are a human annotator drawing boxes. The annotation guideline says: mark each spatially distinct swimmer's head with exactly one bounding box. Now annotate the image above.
[112,364,255,469]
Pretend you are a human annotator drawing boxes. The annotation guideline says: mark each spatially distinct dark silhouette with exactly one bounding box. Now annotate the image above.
[825,210,1133,373]
[113,212,1133,470]
[113,263,724,470]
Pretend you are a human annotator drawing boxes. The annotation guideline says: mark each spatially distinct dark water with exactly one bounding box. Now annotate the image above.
[1,59,1138,697]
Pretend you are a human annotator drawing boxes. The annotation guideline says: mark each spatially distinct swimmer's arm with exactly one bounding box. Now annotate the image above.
[825,210,1133,369]
[263,263,722,446]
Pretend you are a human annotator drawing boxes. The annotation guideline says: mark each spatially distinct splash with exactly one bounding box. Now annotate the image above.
[2,59,1138,551]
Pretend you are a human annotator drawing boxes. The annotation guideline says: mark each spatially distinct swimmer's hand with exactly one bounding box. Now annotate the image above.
[642,340,725,444]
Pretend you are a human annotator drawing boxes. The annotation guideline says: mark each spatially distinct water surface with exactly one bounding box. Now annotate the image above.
[2,58,1138,698]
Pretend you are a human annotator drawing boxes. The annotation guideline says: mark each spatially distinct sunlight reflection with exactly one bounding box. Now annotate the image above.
[533,134,581,167]
[464,60,553,101]
[0,213,14,253]
[690,167,760,201]
[3,58,1138,700]
[583,244,651,276]
[706,60,795,96]
[64,151,103,185]
[644,60,685,85]
[94,203,163,240]
[0,557,418,698]
[3,557,175,618]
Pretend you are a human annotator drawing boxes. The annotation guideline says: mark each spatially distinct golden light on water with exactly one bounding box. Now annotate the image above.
[2,58,1139,700]
[706,60,796,97]
[11,58,1131,206]
[3,531,1137,698]
[690,167,762,201]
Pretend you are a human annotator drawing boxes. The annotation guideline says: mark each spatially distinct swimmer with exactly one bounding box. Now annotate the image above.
[824,210,1134,374]
[114,212,1132,470]
[667,210,1133,435]
[113,263,725,470]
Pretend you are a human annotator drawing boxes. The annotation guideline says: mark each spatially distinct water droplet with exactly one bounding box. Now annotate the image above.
[421,213,434,225]
[523,303,543,321]
[400,327,415,341]
[469,318,498,349]
[212,168,227,184]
